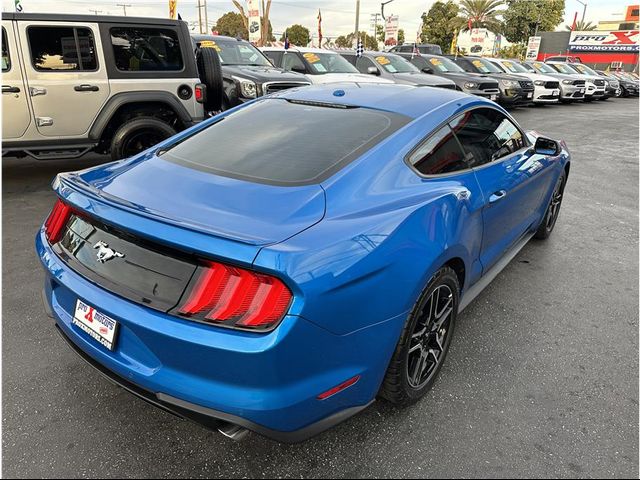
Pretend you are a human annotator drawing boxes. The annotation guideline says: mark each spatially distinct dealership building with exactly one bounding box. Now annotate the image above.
[533,5,639,71]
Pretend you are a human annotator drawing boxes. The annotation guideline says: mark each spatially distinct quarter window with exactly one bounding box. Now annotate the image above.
[2,28,10,71]
[450,108,526,168]
[409,125,468,175]
[28,26,97,71]
[111,27,183,71]
[282,52,305,72]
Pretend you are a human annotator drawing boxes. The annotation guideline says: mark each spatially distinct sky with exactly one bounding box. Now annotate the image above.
[2,0,632,39]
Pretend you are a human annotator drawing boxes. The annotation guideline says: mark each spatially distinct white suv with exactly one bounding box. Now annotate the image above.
[261,47,394,85]
[484,58,560,104]
[2,12,208,161]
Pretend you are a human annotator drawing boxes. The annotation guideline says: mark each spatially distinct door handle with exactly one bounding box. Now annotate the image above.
[2,85,20,94]
[489,190,507,204]
[74,84,99,92]
[29,86,47,96]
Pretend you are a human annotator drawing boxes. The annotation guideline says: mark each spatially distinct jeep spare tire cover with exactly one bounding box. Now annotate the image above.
[196,47,223,112]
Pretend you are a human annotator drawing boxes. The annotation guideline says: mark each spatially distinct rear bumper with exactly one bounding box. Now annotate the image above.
[36,229,401,442]
[53,321,372,443]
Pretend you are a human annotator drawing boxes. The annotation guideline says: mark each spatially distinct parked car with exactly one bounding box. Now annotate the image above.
[543,55,582,63]
[446,55,534,107]
[260,47,394,85]
[37,83,569,443]
[546,61,606,101]
[594,70,621,99]
[338,51,457,89]
[389,43,443,55]
[483,58,560,104]
[396,53,500,101]
[608,71,639,97]
[523,61,587,103]
[2,12,209,161]
[192,35,310,109]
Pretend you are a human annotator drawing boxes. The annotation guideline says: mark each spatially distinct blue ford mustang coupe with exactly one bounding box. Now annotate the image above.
[37,84,569,442]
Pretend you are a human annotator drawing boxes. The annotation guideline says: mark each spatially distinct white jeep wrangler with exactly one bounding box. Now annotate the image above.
[2,12,217,161]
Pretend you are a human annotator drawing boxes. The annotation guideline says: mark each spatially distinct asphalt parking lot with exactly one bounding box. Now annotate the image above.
[3,98,639,478]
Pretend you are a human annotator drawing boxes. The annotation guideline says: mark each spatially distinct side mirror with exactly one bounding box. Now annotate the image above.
[421,67,434,74]
[367,66,381,76]
[533,136,560,156]
[291,66,306,74]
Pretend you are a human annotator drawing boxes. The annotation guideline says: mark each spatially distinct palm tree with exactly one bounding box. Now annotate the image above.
[565,20,597,31]
[457,0,504,33]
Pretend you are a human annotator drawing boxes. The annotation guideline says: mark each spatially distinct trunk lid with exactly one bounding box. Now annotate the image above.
[60,155,326,248]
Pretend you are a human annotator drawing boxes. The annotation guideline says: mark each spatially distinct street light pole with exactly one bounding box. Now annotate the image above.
[576,0,587,24]
[381,0,395,20]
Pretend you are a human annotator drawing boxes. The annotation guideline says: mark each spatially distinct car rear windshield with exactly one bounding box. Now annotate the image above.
[160,99,410,185]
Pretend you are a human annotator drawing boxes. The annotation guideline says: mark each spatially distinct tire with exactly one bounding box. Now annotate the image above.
[621,86,629,98]
[196,47,223,112]
[379,266,460,406]
[614,88,623,98]
[110,117,176,161]
[534,171,565,240]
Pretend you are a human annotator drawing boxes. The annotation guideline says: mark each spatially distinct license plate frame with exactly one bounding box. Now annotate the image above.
[72,299,119,351]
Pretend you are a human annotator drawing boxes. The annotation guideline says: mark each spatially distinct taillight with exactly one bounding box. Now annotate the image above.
[44,199,72,244]
[175,261,292,331]
[195,83,206,103]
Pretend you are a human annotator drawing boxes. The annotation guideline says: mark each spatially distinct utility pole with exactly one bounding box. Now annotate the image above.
[89,9,102,15]
[354,0,360,47]
[370,13,382,43]
[116,4,131,16]
[197,0,208,34]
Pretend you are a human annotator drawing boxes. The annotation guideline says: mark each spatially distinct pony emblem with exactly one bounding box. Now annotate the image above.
[93,241,125,263]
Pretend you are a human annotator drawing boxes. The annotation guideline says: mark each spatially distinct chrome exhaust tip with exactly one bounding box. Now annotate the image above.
[218,422,249,441]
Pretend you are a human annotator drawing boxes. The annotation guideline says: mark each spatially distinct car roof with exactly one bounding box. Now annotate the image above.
[266,82,486,119]
[1,12,182,26]
[261,46,338,54]
[192,34,247,43]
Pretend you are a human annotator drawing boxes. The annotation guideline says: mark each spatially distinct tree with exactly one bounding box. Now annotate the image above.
[398,29,405,44]
[498,43,527,59]
[282,24,310,46]
[565,19,596,31]
[214,11,248,39]
[420,1,461,52]
[376,24,385,43]
[458,0,504,32]
[502,0,565,43]
[335,31,378,51]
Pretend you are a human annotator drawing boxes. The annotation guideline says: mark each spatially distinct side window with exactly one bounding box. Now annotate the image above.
[450,108,526,168]
[28,26,97,71]
[111,27,183,71]
[263,50,282,66]
[283,52,305,72]
[408,124,468,175]
[2,28,10,71]
[355,56,375,73]
[399,45,412,52]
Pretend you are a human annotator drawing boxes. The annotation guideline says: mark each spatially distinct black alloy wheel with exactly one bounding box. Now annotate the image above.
[379,266,459,405]
[406,284,455,389]
[535,172,565,240]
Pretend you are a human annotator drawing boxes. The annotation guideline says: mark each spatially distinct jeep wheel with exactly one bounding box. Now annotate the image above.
[196,47,223,112]
[110,117,176,161]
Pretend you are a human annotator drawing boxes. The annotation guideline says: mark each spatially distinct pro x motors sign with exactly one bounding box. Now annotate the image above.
[569,30,639,53]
